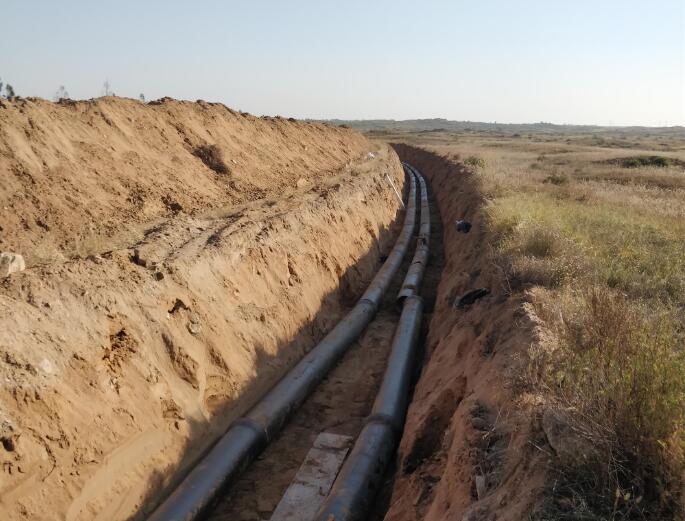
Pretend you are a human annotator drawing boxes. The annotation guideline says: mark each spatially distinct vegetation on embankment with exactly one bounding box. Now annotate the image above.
[385,129,685,520]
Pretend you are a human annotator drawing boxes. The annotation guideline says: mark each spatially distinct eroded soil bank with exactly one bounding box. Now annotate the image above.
[0,98,405,520]
[384,145,546,521]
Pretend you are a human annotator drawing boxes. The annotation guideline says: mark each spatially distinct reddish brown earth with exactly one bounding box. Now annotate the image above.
[384,145,547,521]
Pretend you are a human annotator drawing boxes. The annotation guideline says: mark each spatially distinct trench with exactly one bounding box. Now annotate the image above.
[207,264,405,520]
[368,167,446,521]
[128,172,405,520]
[197,166,445,521]
[2,103,437,521]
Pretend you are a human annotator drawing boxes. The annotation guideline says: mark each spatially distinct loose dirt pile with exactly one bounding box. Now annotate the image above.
[0,98,405,520]
[0,97,370,264]
[385,145,546,521]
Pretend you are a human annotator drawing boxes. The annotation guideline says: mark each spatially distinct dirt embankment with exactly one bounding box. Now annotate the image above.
[0,98,406,520]
[385,145,546,521]
[0,96,370,264]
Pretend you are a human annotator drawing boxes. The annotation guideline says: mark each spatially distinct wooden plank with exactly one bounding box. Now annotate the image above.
[269,432,352,521]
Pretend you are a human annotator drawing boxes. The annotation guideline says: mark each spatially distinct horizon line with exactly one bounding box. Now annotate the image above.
[4,94,684,130]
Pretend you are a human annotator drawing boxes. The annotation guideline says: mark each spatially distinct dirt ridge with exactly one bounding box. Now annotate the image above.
[0,96,369,265]
[0,99,405,521]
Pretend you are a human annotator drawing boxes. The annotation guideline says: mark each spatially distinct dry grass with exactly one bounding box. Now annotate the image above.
[193,144,230,175]
[531,288,685,520]
[382,129,685,519]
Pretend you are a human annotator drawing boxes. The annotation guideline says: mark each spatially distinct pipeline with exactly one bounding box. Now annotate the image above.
[397,163,430,304]
[314,164,431,521]
[148,171,418,521]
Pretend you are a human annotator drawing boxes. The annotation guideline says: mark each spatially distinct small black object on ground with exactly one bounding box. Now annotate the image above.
[454,288,489,308]
[455,219,472,233]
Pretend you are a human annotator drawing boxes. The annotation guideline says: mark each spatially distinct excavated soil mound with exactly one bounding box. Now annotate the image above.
[0,96,370,264]
[0,98,406,520]
[385,144,546,521]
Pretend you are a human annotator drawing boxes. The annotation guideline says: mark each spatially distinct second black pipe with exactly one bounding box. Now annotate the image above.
[314,164,431,521]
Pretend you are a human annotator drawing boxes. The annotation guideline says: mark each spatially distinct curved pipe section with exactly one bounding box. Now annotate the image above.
[314,165,431,521]
[149,171,418,521]
[397,164,430,304]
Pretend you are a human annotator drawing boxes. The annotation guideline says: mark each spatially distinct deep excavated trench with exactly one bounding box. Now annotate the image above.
[149,170,420,520]
[1,99,519,521]
[205,199,414,521]
[145,164,447,521]
[209,166,447,521]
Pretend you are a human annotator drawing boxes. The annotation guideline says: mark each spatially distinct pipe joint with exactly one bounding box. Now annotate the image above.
[232,417,269,444]
[364,413,402,434]
[357,297,379,313]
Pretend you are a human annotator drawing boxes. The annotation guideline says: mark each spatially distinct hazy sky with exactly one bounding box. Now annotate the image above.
[2,0,683,126]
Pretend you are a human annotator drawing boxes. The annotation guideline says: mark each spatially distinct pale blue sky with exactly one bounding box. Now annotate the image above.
[2,0,683,126]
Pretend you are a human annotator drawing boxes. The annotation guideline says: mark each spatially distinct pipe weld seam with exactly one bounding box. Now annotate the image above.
[232,418,269,444]
[358,297,379,311]
[364,413,402,434]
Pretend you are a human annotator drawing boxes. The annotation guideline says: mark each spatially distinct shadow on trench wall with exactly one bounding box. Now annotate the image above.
[129,194,406,520]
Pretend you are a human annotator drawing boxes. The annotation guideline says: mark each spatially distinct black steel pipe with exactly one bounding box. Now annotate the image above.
[397,164,430,304]
[148,171,418,521]
[314,295,424,521]
[314,165,431,521]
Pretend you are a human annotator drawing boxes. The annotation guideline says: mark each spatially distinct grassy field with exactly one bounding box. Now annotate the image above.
[376,128,685,520]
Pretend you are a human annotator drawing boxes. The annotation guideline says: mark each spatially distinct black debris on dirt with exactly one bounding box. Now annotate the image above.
[454,288,489,309]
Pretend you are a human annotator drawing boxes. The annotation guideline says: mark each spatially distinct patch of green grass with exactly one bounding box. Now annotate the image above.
[487,187,685,518]
[464,155,486,169]
[488,193,685,303]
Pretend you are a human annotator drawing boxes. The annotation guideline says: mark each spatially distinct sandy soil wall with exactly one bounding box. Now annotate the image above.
[0,99,405,520]
[385,145,545,521]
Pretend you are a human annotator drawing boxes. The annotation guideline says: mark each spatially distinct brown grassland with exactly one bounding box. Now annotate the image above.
[376,128,685,520]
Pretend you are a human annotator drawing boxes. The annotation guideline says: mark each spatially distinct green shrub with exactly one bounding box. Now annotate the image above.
[464,155,486,169]
[608,155,685,168]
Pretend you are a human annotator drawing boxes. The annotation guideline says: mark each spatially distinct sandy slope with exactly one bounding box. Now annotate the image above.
[0,98,405,520]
